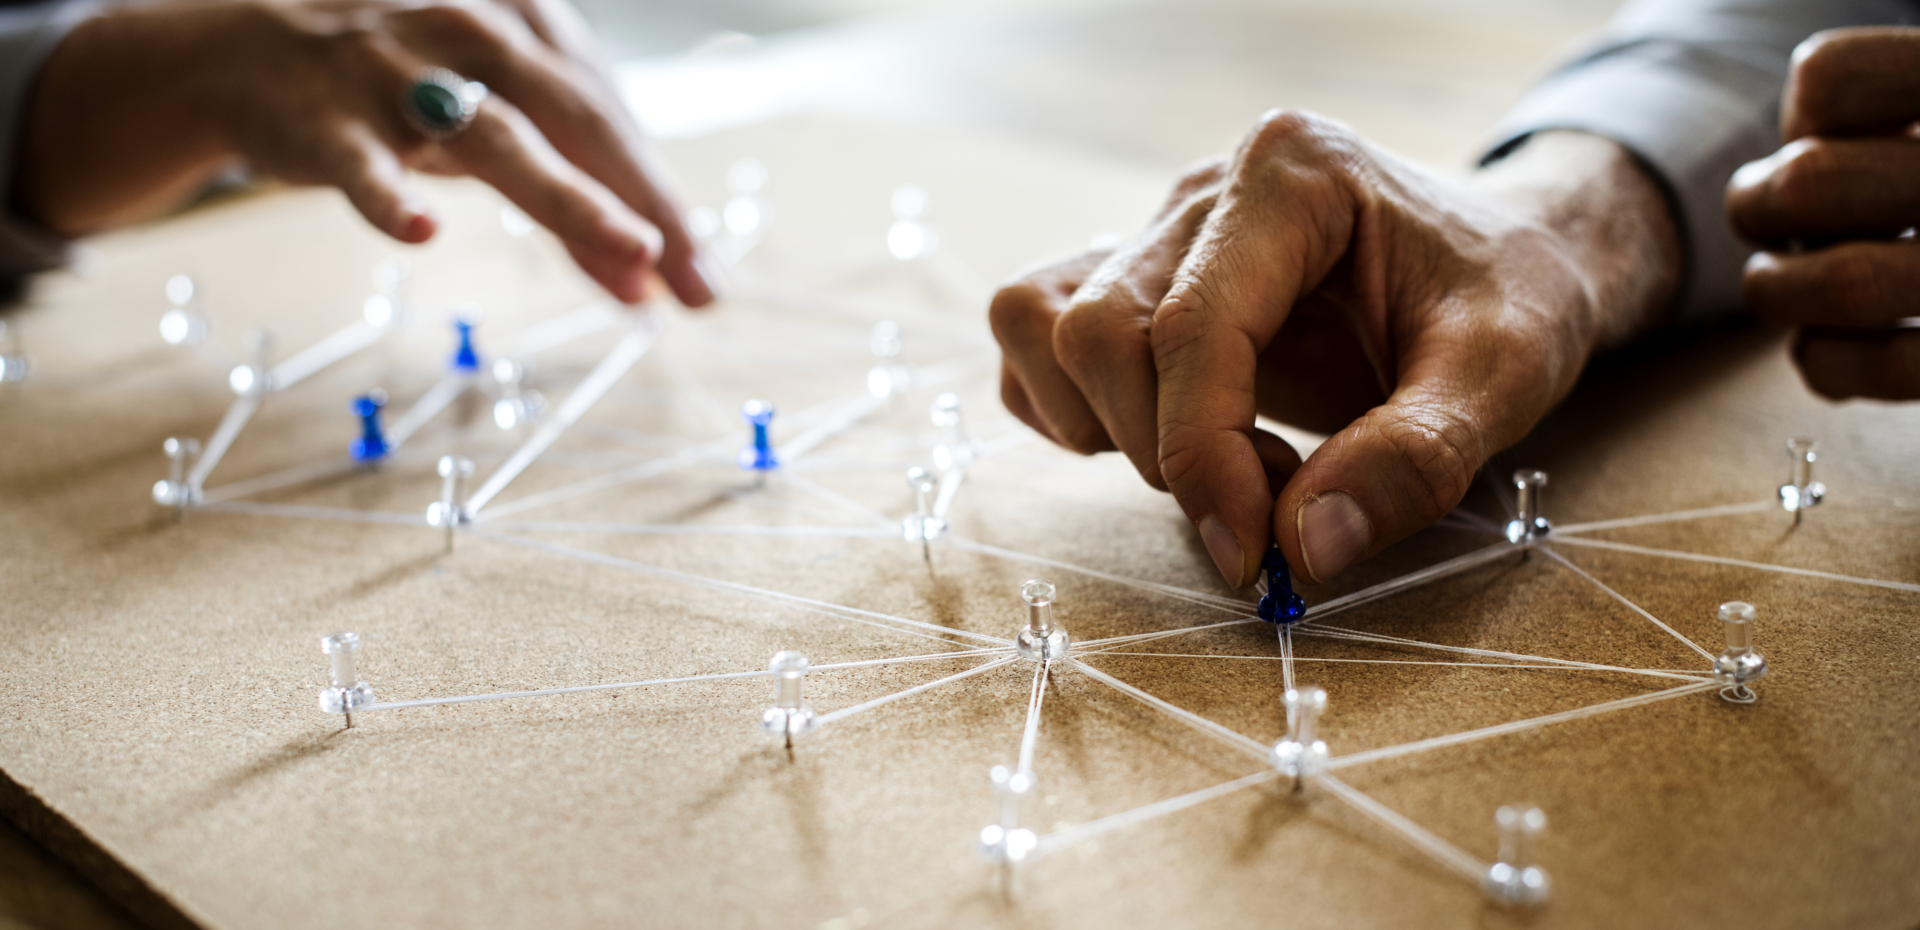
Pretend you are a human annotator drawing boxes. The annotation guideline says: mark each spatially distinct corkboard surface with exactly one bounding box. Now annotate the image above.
[1,117,1917,930]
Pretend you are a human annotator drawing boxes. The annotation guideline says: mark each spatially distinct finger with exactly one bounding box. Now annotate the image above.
[393,2,715,306]
[439,97,662,303]
[1743,240,1920,329]
[1150,110,1360,586]
[321,122,437,244]
[1054,186,1218,490]
[988,250,1115,454]
[1275,316,1560,584]
[999,365,1056,444]
[1784,28,1920,141]
[1727,137,1920,246]
[1793,325,1920,400]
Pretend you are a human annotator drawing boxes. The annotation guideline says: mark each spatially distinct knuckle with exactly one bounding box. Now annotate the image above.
[1370,404,1479,517]
[1768,141,1831,220]
[1241,108,1343,166]
[1053,300,1145,377]
[1822,250,1884,321]
[410,0,506,47]
[987,282,1052,344]
[1790,30,1848,94]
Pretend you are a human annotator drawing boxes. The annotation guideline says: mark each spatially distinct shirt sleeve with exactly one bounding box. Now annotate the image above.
[0,0,98,278]
[1482,0,1920,324]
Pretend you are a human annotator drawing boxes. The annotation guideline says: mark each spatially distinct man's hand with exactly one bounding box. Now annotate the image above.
[18,0,715,308]
[991,118,1680,587]
[1728,27,1920,401]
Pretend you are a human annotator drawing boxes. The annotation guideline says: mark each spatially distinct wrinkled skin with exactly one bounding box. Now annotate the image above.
[1728,26,1920,401]
[20,0,714,307]
[991,115,1680,587]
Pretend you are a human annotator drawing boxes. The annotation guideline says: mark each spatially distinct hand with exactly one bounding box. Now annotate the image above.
[18,0,715,307]
[991,118,1680,586]
[1727,27,1920,401]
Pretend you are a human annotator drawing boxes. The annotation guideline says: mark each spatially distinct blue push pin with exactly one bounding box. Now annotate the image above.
[738,400,778,471]
[451,318,480,375]
[1256,545,1307,624]
[350,391,390,462]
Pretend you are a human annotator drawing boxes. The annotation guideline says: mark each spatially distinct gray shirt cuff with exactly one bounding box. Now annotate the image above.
[1482,43,1783,325]
[0,0,99,278]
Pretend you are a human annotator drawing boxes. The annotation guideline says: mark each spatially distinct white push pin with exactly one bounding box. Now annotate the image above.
[1712,601,1767,703]
[760,651,818,748]
[228,328,272,396]
[1483,805,1550,906]
[977,764,1038,866]
[491,358,544,429]
[901,467,946,563]
[1778,437,1825,525]
[930,393,975,471]
[1272,685,1328,790]
[318,632,375,729]
[361,257,410,327]
[1505,469,1550,548]
[425,455,475,553]
[886,184,938,261]
[151,437,202,517]
[159,275,210,346]
[1014,579,1069,662]
[866,320,913,398]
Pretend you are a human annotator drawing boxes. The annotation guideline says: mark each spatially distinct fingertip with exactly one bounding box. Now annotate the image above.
[398,209,437,244]
[1198,514,1256,588]
[1292,489,1372,584]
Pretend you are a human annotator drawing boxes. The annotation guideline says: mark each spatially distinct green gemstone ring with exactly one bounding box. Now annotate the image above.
[404,68,488,138]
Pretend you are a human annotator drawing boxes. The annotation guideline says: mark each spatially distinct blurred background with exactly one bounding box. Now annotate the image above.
[597,0,1628,172]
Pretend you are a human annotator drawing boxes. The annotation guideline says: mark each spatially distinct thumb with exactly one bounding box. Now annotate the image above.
[1275,325,1556,584]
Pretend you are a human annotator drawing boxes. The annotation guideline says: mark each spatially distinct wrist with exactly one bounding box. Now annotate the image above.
[1470,131,1683,351]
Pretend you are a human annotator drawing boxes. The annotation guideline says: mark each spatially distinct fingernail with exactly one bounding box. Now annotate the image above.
[1297,491,1371,583]
[1197,516,1246,587]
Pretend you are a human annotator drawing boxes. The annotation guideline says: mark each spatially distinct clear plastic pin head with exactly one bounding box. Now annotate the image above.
[1273,685,1329,785]
[866,321,913,398]
[490,358,544,429]
[1778,437,1825,519]
[426,455,475,551]
[1505,470,1550,544]
[152,437,203,510]
[228,328,273,396]
[1713,601,1766,703]
[760,650,818,745]
[1483,805,1550,907]
[1015,579,1069,662]
[887,184,938,261]
[930,393,975,471]
[159,274,210,346]
[901,467,947,560]
[978,764,1038,865]
[318,632,375,720]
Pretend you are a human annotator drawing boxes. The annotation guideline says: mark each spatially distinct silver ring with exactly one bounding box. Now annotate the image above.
[405,68,488,138]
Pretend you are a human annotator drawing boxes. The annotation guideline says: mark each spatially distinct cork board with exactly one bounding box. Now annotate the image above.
[1,116,1917,930]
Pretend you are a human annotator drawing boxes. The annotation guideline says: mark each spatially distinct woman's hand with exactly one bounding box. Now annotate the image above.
[991,116,1680,586]
[18,0,715,307]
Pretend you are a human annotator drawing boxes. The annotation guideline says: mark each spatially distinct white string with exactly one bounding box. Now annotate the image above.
[1298,542,1517,625]
[931,463,967,520]
[472,437,735,522]
[1066,659,1273,765]
[1552,499,1778,535]
[778,472,897,529]
[1325,680,1718,770]
[1314,773,1487,883]
[1036,769,1282,856]
[1081,651,1704,676]
[1279,624,1296,694]
[268,319,385,391]
[813,656,1016,725]
[360,648,1007,713]
[472,531,1010,647]
[483,521,895,539]
[775,393,886,463]
[1078,618,1263,653]
[466,322,657,514]
[186,394,261,492]
[1550,535,1920,594]
[386,375,471,447]
[1296,625,1710,683]
[946,536,1255,615]
[199,456,366,505]
[1537,545,1718,663]
[1017,659,1050,774]
[199,500,426,526]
